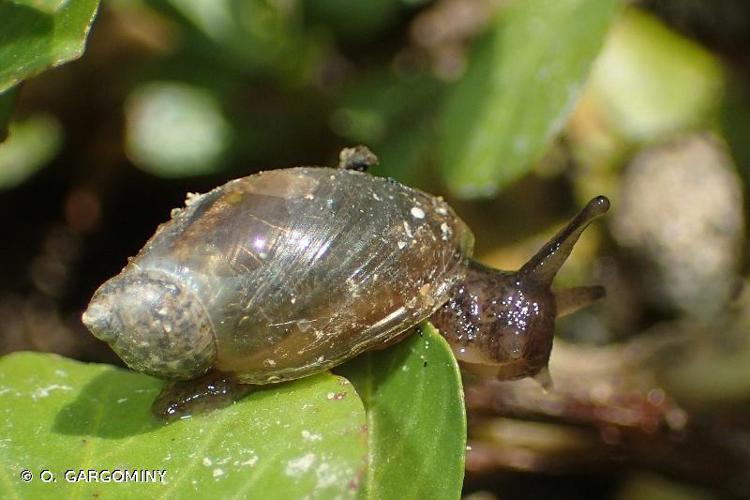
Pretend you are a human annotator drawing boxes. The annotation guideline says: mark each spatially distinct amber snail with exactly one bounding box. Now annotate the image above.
[82,146,609,418]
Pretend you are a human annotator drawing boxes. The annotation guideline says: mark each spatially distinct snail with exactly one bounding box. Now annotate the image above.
[82,146,609,418]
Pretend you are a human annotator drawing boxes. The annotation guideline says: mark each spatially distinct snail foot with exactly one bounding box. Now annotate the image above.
[151,370,255,422]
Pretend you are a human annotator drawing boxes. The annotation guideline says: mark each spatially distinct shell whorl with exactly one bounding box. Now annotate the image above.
[83,268,217,380]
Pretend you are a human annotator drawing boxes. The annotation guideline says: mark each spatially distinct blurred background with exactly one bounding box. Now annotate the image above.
[1,0,749,498]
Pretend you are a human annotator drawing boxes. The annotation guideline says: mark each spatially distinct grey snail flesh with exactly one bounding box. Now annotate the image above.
[83,167,474,383]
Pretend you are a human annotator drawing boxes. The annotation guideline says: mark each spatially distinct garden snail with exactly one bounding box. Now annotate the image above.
[82,146,609,418]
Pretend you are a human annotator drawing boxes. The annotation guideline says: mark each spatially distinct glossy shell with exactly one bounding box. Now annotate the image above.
[118,167,473,383]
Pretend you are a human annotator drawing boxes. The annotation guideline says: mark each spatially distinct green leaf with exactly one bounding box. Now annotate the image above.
[0,352,367,498]
[438,0,620,198]
[0,0,100,93]
[337,323,466,500]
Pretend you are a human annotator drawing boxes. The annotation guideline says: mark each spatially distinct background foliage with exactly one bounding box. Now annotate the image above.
[1,0,750,498]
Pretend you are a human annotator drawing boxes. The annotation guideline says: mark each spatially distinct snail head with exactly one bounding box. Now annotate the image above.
[82,269,217,380]
[431,196,610,385]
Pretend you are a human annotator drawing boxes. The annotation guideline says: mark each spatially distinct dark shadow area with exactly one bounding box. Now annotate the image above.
[53,369,164,438]
[464,470,617,500]
[53,366,302,438]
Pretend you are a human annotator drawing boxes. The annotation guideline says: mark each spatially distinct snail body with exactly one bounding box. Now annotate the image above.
[83,147,608,416]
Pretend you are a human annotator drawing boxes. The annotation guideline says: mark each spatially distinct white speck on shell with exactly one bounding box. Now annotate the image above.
[184,192,204,206]
[440,222,450,240]
[411,207,425,219]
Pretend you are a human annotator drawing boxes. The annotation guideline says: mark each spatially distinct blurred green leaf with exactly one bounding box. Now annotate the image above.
[152,0,322,82]
[438,0,620,198]
[0,0,100,93]
[588,8,724,142]
[333,72,443,144]
[125,81,232,177]
[303,0,404,43]
[338,323,466,500]
[0,89,18,143]
[0,113,63,189]
[0,352,367,498]
[375,118,435,187]
[332,71,444,187]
